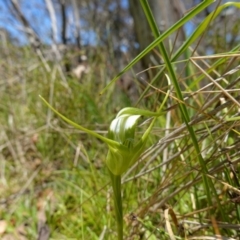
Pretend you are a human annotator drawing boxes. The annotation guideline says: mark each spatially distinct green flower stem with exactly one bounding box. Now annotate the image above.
[109,170,123,240]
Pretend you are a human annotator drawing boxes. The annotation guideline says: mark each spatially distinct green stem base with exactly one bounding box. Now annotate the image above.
[109,170,123,240]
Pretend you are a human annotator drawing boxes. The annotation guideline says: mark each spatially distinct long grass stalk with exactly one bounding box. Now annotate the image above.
[100,0,215,95]
[136,2,240,104]
[138,2,234,224]
[139,0,214,208]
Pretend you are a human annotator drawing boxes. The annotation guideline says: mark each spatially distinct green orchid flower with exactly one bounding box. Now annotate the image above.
[39,79,169,239]
[39,98,167,176]
[106,108,167,176]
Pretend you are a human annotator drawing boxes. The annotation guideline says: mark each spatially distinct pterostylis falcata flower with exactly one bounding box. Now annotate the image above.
[39,75,170,240]
[106,107,166,176]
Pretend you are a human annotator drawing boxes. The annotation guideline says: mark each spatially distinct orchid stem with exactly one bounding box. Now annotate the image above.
[109,170,123,240]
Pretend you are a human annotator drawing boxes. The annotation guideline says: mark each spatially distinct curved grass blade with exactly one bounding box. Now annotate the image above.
[100,0,214,95]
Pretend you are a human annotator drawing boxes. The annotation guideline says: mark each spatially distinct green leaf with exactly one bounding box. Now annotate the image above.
[100,0,214,94]
[39,95,120,148]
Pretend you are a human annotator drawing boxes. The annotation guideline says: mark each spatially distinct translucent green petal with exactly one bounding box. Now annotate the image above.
[108,115,141,145]
[116,107,163,118]
[106,112,149,175]
[106,141,145,176]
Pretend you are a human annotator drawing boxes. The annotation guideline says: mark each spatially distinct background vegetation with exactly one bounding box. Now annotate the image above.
[0,0,240,239]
